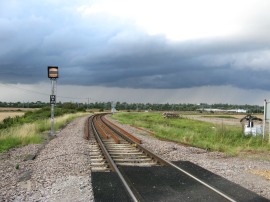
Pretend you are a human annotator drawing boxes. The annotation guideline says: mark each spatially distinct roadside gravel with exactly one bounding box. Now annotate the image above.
[108,116,270,200]
[0,116,94,202]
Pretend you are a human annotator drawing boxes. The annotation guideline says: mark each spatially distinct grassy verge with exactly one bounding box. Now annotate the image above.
[112,112,270,156]
[0,112,88,153]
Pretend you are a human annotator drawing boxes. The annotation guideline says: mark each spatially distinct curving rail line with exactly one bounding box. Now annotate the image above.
[87,114,238,202]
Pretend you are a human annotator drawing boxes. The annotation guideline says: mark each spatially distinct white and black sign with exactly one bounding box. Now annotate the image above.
[50,95,56,104]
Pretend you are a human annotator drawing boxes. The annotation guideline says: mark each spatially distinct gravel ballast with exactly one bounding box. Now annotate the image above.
[0,116,94,202]
[1,115,269,201]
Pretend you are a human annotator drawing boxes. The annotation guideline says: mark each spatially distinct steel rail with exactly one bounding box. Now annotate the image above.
[91,115,139,202]
[95,120,110,139]
[102,115,142,144]
[85,116,90,140]
[87,115,111,172]
[167,161,237,202]
[93,116,109,139]
[102,114,237,202]
[101,115,167,166]
[96,115,120,144]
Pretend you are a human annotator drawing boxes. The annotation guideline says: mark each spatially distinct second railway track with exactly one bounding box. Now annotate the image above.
[86,113,269,202]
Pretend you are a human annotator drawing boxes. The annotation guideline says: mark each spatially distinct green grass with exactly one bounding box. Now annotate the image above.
[112,112,270,156]
[0,112,89,153]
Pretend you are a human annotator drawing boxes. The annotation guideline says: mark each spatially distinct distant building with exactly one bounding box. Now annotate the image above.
[227,109,247,113]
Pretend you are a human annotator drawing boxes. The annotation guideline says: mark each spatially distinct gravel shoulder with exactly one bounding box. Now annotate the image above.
[0,116,94,202]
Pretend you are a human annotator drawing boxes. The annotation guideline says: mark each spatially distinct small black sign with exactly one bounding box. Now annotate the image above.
[50,95,56,104]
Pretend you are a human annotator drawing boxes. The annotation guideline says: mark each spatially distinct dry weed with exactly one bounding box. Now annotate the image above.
[250,170,270,180]
[0,112,25,122]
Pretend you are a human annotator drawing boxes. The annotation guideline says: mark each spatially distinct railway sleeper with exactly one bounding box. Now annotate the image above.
[109,152,143,155]
[89,146,102,150]
[108,148,136,151]
[111,155,149,159]
[112,154,152,159]
[107,149,139,152]
[106,143,133,146]
[90,152,103,156]
[89,144,99,147]
[90,157,104,160]
[103,142,130,147]
[91,162,107,166]
[105,140,129,143]
[114,158,153,162]
[91,167,110,172]
[90,154,103,158]
[89,143,100,147]
[90,158,106,162]
[89,148,100,151]
[116,162,157,166]
[106,145,133,148]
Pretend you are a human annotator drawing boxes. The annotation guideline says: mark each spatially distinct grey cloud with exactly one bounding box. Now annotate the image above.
[1,1,270,92]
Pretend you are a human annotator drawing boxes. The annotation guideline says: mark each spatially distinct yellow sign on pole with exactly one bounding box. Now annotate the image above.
[48,66,59,78]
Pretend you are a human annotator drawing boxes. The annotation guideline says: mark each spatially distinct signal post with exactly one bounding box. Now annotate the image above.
[48,66,59,136]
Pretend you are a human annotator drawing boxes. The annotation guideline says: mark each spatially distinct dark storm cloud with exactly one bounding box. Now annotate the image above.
[66,35,270,90]
[1,1,270,91]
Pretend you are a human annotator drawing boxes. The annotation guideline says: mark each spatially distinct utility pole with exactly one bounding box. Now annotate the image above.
[263,99,266,139]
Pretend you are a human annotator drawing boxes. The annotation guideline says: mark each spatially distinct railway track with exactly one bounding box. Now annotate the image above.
[86,114,267,202]
[88,114,160,172]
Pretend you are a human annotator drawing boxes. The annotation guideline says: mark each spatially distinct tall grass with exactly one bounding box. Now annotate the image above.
[0,112,88,152]
[0,123,41,152]
[0,112,25,122]
[112,112,270,155]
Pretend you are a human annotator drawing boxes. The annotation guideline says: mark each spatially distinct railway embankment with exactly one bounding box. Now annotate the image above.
[0,116,94,201]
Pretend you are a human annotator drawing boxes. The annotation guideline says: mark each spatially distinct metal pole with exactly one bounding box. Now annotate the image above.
[268,119,270,144]
[263,99,266,139]
[50,79,55,136]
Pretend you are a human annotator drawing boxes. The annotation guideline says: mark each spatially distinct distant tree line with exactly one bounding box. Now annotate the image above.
[0,101,264,113]
[111,102,263,113]
[0,101,46,108]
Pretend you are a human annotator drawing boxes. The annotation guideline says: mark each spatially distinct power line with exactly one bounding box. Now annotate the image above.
[0,83,49,97]
[0,83,103,102]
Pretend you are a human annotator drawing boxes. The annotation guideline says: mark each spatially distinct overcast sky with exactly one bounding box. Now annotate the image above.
[1,0,270,105]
